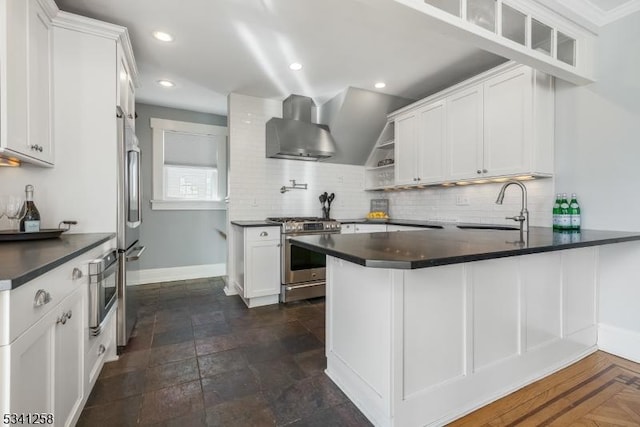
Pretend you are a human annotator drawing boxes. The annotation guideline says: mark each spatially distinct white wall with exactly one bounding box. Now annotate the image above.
[554,10,640,361]
[227,93,370,220]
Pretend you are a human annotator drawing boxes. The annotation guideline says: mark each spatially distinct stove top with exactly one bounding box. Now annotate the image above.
[266,217,341,234]
[267,217,332,223]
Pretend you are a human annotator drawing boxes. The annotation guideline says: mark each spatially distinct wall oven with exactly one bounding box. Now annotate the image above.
[267,217,341,302]
[88,250,118,336]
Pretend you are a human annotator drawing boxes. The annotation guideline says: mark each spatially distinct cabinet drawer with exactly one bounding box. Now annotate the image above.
[86,306,115,388]
[245,226,280,242]
[1,244,108,346]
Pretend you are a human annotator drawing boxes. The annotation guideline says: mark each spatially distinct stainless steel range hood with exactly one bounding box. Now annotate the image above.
[266,95,336,161]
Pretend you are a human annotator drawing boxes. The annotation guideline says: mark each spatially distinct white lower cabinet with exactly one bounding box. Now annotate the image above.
[230,225,281,307]
[354,224,388,233]
[0,241,115,427]
[341,223,388,234]
[54,289,84,427]
[7,287,83,427]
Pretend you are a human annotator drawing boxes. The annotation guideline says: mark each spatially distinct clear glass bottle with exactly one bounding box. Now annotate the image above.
[19,184,41,232]
[569,193,581,231]
[552,193,561,230]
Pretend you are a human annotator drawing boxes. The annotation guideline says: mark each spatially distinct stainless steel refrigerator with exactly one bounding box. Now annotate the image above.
[116,106,145,353]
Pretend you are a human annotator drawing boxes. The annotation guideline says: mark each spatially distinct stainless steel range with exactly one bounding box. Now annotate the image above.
[267,217,341,302]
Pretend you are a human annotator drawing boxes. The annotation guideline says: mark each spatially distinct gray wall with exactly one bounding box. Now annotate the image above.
[136,103,228,270]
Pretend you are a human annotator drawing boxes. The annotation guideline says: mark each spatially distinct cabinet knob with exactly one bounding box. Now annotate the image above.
[67,310,72,319]
[476,170,482,174]
[482,169,488,173]
[72,267,83,280]
[259,231,268,237]
[38,146,43,152]
[98,345,106,355]
[34,289,52,307]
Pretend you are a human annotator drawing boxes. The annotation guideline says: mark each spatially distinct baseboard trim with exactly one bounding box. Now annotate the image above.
[598,323,640,363]
[131,264,226,285]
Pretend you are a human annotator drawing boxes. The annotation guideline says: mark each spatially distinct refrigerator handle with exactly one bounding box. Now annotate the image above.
[126,245,146,261]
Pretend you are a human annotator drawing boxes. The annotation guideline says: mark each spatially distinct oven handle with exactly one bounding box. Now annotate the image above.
[89,257,119,283]
[283,231,341,239]
[284,282,325,291]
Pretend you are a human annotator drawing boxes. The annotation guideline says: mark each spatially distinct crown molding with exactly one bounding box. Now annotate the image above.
[52,11,139,86]
[604,0,640,25]
[534,0,640,28]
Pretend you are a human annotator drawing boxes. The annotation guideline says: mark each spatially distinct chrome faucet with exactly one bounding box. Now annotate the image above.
[495,180,529,239]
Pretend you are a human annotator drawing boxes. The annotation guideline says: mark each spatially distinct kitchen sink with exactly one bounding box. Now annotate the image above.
[457,225,520,231]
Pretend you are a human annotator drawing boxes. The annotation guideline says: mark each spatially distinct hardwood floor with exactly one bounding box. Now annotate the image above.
[451,351,640,426]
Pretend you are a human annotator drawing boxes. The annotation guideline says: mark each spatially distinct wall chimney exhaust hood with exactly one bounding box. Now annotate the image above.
[266,95,336,161]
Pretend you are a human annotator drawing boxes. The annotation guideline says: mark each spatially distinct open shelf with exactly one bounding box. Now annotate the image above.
[366,163,395,171]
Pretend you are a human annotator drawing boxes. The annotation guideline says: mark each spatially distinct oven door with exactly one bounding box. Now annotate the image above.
[282,233,330,285]
[88,252,118,336]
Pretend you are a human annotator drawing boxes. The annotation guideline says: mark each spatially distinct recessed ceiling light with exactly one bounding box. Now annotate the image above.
[157,79,175,88]
[289,62,303,71]
[375,82,386,89]
[153,31,174,42]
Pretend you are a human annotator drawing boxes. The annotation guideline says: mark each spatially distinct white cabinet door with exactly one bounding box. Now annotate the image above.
[483,67,532,177]
[54,289,84,427]
[446,85,484,181]
[394,112,418,185]
[6,288,85,426]
[27,0,53,163]
[341,224,356,234]
[417,101,446,184]
[245,239,281,298]
[117,43,136,129]
[0,0,53,165]
[354,224,387,233]
[7,307,55,417]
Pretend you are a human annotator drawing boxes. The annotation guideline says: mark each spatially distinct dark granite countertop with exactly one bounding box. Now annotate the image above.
[231,220,280,227]
[0,233,115,291]
[291,227,640,269]
[339,218,447,228]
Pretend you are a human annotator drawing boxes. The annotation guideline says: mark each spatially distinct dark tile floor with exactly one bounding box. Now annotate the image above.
[77,277,372,426]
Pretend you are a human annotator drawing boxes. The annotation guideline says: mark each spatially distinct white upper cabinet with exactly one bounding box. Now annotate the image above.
[388,62,554,188]
[0,0,54,166]
[117,43,136,127]
[394,111,419,186]
[446,85,484,181]
[483,66,532,177]
[395,100,447,186]
[417,100,447,184]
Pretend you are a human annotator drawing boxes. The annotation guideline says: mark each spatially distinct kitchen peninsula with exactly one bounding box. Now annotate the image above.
[291,227,640,426]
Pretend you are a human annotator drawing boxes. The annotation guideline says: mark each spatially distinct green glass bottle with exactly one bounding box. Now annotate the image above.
[569,193,581,231]
[552,194,561,230]
[559,193,570,231]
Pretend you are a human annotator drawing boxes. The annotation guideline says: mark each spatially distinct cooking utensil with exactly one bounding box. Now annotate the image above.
[327,193,335,212]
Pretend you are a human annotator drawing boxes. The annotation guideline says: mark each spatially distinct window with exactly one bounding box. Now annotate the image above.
[150,118,228,210]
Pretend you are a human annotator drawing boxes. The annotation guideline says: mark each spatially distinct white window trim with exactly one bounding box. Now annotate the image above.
[150,118,228,211]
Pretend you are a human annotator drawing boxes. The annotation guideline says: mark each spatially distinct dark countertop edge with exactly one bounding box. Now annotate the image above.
[231,220,280,227]
[0,233,115,291]
[291,233,640,270]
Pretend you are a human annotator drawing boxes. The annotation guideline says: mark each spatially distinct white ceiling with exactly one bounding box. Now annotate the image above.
[54,0,639,117]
